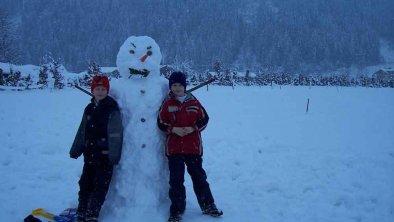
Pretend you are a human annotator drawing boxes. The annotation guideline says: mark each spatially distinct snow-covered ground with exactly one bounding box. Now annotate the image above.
[1,86,393,222]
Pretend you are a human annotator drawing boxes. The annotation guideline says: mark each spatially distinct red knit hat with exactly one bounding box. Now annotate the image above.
[91,75,110,92]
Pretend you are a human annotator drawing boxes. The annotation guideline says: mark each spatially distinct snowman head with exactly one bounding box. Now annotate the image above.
[116,36,162,78]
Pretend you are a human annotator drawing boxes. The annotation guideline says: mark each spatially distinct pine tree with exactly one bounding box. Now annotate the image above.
[0,68,4,85]
[214,60,221,76]
[189,75,198,86]
[82,61,101,87]
[109,70,121,79]
[6,68,21,87]
[23,74,33,89]
[245,70,252,86]
[213,60,225,85]
[197,71,206,83]
[222,69,233,86]
[50,59,64,89]
[79,74,91,87]
[88,61,102,75]
[37,64,49,89]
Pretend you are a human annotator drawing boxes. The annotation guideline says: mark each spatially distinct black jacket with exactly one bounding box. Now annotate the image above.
[70,96,123,165]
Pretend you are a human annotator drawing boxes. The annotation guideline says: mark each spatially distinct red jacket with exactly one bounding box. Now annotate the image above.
[158,92,209,156]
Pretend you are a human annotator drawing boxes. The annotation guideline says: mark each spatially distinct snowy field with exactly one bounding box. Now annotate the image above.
[0,86,393,222]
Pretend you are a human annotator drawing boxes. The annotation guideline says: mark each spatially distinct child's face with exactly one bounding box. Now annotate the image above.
[171,83,185,97]
[93,86,108,101]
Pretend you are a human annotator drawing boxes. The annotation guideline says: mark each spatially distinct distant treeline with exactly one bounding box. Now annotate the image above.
[165,63,394,88]
[1,61,393,90]
[190,71,394,88]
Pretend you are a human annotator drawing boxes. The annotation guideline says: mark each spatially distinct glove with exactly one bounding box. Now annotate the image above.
[70,154,78,159]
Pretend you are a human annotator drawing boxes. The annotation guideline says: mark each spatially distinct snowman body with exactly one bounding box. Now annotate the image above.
[102,36,169,220]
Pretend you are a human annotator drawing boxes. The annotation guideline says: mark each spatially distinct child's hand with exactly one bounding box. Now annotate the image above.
[70,154,78,159]
[172,126,194,137]
[172,127,187,137]
[172,127,195,137]
[183,127,195,135]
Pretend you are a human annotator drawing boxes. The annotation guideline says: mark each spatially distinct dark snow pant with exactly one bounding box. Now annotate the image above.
[167,154,215,215]
[77,160,113,219]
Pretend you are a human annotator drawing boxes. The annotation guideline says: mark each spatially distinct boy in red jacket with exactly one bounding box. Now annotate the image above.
[158,72,223,222]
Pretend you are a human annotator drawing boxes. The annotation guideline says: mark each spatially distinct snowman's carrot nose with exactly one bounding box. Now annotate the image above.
[140,54,149,62]
[140,51,152,62]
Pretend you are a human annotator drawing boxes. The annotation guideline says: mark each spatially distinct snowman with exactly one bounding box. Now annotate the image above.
[101,36,169,221]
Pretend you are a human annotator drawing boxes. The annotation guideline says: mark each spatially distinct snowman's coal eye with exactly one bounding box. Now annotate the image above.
[147,51,153,56]
[129,49,135,54]
[147,46,152,50]
[131,43,136,48]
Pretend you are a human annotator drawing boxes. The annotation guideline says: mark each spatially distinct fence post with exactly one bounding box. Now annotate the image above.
[306,98,310,113]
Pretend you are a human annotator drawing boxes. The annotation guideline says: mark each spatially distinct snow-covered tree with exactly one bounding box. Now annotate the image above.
[23,74,33,89]
[49,58,64,89]
[6,68,21,87]
[37,64,49,89]
[0,68,5,85]
[88,61,102,75]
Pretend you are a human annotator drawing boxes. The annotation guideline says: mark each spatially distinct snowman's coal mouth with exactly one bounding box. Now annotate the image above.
[129,68,150,77]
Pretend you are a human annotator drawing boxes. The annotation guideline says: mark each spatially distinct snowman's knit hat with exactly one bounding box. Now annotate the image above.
[169,72,186,89]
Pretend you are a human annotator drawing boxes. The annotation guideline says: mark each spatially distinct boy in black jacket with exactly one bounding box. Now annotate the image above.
[70,75,123,222]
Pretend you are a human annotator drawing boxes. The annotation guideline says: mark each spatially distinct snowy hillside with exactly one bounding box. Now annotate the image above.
[1,86,393,222]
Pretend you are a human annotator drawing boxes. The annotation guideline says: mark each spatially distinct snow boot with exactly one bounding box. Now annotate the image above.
[167,213,182,222]
[202,203,223,217]
[24,215,42,222]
